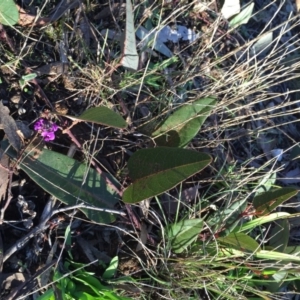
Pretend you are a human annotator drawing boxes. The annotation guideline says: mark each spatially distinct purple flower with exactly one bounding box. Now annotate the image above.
[34,119,44,131]
[41,131,55,141]
[34,118,59,141]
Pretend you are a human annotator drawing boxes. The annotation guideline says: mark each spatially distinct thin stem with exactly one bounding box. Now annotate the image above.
[64,127,122,197]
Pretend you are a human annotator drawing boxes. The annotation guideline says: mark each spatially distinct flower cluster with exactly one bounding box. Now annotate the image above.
[34,118,58,141]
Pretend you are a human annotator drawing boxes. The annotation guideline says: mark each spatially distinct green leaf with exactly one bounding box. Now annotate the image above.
[255,250,300,262]
[252,32,273,57]
[102,256,118,280]
[21,73,37,81]
[65,225,72,247]
[254,171,276,196]
[206,199,247,234]
[167,218,203,253]
[75,106,127,129]
[36,289,55,300]
[72,292,97,300]
[121,0,139,70]
[268,219,289,252]
[284,245,300,255]
[253,187,298,216]
[73,273,106,295]
[0,0,19,26]
[122,147,212,203]
[2,140,120,224]
[235,212,290,233]
[218,232,261,252]
[229,2,254,28]
[152,97,217,148]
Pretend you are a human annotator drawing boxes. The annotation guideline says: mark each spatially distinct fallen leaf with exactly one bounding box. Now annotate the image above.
[136,222,148,252]
[221,0,240,19]
[296,0,300,11]
[17,5,49,27]
[16,0,80,27]
[0,150,9,202]
[0,102,22,152]
[280,168,300,184]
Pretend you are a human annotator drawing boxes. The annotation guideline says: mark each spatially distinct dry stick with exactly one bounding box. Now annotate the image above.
[0,171,13,222]
[52,203,126,216]
[3,199,126,262]
[3,198,54,262]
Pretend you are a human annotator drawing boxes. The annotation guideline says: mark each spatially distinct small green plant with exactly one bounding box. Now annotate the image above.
[19,73,37,90]
[37,256,132,300]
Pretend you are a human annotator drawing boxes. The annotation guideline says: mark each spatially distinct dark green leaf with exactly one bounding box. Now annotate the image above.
[0,0,19,26]
[167,218,203,253]
[269,219,289,252]
[122,147,211,203]
[73,273,106,295]
[284,245,300,255]
[76,106,127,129]
[253,187,298,216]
[2,140,120,224]
[218,232,261,252]
[152,97,217,147]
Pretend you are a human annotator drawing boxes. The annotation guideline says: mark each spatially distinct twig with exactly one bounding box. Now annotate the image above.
[0,169,13,223]
[3,197,126,262]
[3,198,55,262]
[52,203,126,216]
[64,127,122,196]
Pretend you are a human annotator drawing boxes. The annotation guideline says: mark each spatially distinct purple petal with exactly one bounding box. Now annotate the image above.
[51,123,58,132]
[34,119,45,131]
[41,131,55,141]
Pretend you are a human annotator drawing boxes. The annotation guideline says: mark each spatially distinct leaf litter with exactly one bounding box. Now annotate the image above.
[1,0,300,298]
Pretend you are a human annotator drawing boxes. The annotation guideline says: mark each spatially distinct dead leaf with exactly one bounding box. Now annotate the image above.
[0,102,22,152]
[33,62,69,76]
[0,272,27,291]
[17,5,49,27]
[258,133,276,160]
[280,168,300,184]
[0,150,9,202]
[17,0,80,27]
[48,0,80,23]
[77,236,111,263]
[180,186,200,203]
[221,0,240,19]
[39,240,57,288]
[296,0,300,12]
[94,3,126,20]
[139,199,151,218]
[136,222,148,252]
[0,25,15,52]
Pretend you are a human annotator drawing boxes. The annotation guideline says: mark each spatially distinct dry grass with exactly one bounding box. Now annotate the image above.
[1,0,300,299]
